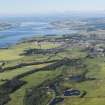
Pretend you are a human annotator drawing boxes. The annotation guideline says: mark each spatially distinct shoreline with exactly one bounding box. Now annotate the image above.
[0,34,62,49]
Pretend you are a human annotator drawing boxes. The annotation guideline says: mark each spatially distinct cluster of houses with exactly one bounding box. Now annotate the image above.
[86,45,105,58]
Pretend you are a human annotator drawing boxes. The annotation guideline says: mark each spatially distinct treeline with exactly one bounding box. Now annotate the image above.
[0,59,59,72]
[21,45,67,56]
[24,75,62,105]
[0,79,26,105]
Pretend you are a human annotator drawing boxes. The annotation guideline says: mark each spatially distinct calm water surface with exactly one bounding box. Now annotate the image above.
[0,16,76,47]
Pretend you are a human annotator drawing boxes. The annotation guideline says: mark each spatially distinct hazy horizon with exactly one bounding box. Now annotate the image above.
[0,0,105,16]
[0,11,105,18]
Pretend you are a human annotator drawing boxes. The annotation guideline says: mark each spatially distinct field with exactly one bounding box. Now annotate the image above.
[0,36,105,105]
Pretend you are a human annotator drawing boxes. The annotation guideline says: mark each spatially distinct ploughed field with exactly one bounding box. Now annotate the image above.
[0,36,105,105]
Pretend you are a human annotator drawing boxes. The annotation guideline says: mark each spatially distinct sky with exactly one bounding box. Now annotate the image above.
[0,0,105,16]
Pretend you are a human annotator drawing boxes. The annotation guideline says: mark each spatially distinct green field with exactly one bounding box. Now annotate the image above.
[0,37,105,105]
